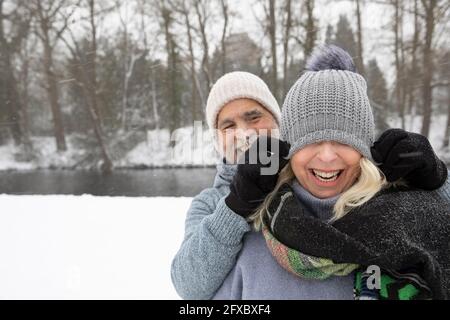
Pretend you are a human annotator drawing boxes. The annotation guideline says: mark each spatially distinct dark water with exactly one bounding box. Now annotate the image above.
[1,166,448,197]
[0,168,217,197]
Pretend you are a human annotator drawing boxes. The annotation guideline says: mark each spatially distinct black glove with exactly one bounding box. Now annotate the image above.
[371,128,448,190]
[225,136,290,218]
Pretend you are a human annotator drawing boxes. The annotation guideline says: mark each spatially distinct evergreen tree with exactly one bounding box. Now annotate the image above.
[334,15,358,62]
[367,58,390,132]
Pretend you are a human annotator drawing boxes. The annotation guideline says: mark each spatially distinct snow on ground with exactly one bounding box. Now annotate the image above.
[117,127,218,168]
[0,127,218,171]
[0,195,191,299]
[0,144,35,171]
[0,135,87,171]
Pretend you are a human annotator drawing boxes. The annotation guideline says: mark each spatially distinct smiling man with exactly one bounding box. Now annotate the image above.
[170,71,283,300]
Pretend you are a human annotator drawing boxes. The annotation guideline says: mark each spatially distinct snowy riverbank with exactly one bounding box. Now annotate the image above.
[0,114,449,171]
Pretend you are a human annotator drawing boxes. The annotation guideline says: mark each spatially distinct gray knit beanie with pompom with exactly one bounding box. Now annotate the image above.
[281,44,375,161]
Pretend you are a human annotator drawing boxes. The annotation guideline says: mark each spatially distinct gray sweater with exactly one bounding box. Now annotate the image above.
[170,163,250,299]
[171,167,450,300]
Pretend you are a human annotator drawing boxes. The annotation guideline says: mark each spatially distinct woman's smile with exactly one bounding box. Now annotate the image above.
[308,168,344,187]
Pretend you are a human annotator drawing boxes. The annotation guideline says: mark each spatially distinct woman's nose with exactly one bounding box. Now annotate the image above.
[317,143,338,162]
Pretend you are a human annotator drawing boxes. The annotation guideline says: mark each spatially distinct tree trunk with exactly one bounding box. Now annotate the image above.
[61,0,113,173]
[268,0,278,101]
[19,38,34,154]
[354,0,365,76]
[420,0,436,138]
[303,0,316,60]
[150,67,160,131]
[182,0,201,122]
[444,83,450,148]
[88,0,102,126]
[43,37,67,151]
[393,0,406,129]
[195,0,212,93]
[161,3,180,133]
[220,0,229,75]
[118,1,130,131]
[0,10,22,145]
[282,0,292,98]
[407,0,420,130]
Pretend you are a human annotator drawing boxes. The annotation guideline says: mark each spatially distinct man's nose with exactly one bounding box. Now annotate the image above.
[235,127,257,140]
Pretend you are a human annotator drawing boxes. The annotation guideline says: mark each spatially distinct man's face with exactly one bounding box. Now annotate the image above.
[216,98,278,163]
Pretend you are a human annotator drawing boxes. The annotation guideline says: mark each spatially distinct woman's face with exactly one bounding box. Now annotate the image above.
[290,141,362,198]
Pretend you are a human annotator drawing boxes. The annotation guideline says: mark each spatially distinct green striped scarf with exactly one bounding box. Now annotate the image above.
[262,223,431,300]
[262,223,358,279]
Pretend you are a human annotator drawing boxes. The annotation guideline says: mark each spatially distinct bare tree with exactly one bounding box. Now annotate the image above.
[175,0,204,121]
[303,0,316,60]
[115,0,137,131]
[442,83,450,148]
[420,0,441,137]
[354,0,365,75]
[393,0,407,129]
[194,0,213,94]
[281,0,292,98]
[29,0,79,151]
[0,0,31,150]
[374,0,448,138]
[268,0,279,101]
[135,0,161,133]
[157,0,181,132]
[219,0,229,76]
[61,0,113,173]
[406,0,421,129]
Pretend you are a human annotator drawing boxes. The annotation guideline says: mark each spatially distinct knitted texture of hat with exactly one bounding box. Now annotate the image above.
[280,45,375,160]
[205,71,281,130]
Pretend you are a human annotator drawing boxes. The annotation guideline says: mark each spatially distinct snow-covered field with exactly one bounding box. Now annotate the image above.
[0,195,190,299]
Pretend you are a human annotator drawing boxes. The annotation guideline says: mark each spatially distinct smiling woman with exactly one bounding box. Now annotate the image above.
[211,44,450,301]
[291,141,363,198]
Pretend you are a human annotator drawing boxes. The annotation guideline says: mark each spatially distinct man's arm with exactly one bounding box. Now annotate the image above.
[171,191,250,300]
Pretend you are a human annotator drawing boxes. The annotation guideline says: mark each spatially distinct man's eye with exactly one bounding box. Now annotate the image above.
[250,116,261,122]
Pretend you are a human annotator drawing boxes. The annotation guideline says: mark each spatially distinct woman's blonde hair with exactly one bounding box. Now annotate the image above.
[249,157,396,230]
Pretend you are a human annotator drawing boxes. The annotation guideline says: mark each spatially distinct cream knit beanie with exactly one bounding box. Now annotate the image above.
[205,72,281,130]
